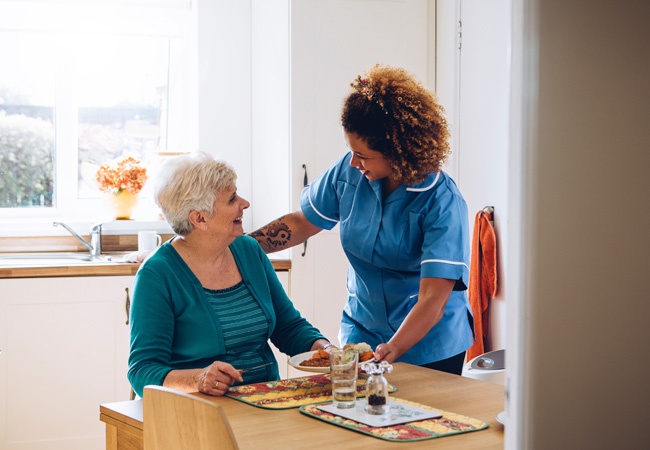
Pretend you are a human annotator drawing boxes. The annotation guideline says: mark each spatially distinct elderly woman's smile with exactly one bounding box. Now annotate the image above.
[209,187,250,238]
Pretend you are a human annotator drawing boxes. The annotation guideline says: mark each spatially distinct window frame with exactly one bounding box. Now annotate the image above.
[0,0,196,235]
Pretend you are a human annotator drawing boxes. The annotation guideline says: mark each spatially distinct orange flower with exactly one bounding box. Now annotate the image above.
[96,156,148,195]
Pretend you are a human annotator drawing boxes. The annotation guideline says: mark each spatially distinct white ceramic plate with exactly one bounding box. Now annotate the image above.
[496,411,506,425]
[288,351,330,373]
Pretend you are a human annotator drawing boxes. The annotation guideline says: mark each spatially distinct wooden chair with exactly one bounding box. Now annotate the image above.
[143,385,239,450]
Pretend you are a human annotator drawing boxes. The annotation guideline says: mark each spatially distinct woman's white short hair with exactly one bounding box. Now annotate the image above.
[153,152,237,235]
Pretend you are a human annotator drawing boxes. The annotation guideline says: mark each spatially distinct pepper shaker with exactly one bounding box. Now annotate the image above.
[362,361,393,415]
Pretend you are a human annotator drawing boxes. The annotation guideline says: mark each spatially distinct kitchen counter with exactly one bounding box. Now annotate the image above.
[0,257,290,279]
[0,231,291,279]
[0,260,141,278]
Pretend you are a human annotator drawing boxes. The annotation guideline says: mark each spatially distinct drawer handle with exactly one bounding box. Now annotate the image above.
[125,287,131,325]
[302,163,309,257]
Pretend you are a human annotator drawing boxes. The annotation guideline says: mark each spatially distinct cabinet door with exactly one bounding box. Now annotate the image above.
[288,0,433,348]
[0,276,133,450]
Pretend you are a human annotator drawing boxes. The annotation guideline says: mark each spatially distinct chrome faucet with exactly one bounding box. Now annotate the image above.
[53,222,103,257]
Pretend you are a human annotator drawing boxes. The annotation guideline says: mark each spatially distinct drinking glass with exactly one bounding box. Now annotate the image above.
[330,348,359,409]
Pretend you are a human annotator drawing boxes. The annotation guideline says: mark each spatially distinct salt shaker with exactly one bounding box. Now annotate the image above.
[362,361,393,415]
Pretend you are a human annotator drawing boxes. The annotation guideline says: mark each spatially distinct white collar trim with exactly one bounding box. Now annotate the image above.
[406,171,440,192]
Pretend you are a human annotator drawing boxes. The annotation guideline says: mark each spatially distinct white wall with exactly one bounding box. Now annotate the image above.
[195,0,291,231]
[196,0,254,230]
[510,0,650,448]
[251,0,290,227]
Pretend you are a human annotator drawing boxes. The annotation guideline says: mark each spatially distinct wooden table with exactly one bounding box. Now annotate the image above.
[100,363,504,449]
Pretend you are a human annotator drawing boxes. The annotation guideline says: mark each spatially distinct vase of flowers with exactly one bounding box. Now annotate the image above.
[96,155,148,220]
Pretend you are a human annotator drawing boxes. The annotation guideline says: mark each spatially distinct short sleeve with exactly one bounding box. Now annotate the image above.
[300,155,351,230]
[419,190,470,290]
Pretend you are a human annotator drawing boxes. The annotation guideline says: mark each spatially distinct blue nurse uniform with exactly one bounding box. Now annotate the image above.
[300,153,474,365]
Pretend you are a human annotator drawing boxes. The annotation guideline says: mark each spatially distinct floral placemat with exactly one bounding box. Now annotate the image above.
[299,397,488,442]
[225,374,396,410]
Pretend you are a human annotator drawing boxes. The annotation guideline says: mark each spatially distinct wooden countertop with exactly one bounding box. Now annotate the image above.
[100,363,505,450]
[0,260,141,278]
[0,258,290,279]
[0,233,291,278]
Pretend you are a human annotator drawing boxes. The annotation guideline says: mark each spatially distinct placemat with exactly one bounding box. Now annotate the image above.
[225,373,396,409]
[299,397,488,442]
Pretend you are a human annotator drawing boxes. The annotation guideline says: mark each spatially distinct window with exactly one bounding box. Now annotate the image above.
[0,32,55,208]
[0,0,196,224]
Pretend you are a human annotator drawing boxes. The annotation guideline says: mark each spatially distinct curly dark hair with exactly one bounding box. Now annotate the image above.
[341,65,451,185]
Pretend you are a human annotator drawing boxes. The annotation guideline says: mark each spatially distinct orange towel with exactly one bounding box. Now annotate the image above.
[466,210,498,361]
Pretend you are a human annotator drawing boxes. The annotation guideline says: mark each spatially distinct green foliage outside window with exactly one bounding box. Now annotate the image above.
[0,113,54,207]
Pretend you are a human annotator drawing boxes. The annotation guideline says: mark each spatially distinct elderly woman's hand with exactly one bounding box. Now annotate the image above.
[197,361,244,396]
[310,338,333,351]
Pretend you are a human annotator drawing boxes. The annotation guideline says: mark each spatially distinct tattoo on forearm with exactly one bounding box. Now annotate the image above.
[249,218,292,251]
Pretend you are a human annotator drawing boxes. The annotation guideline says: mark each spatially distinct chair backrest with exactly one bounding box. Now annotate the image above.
[143,385,239,450]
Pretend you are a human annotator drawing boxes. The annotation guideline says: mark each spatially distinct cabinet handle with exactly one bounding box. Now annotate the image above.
[125,287,131,325]
[302,164,309,257]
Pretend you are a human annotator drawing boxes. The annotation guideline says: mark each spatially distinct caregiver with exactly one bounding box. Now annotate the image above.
[249,64,473,375]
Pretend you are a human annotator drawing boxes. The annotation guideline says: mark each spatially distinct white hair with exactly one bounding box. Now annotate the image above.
[153,152,237,235]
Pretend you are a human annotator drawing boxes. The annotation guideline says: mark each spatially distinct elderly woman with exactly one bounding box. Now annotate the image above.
[128,152,330,397]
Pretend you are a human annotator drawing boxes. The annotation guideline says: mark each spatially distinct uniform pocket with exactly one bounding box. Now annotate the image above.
[397,211,425,270]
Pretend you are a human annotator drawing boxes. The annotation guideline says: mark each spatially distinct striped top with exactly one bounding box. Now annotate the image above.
[128,235,326,397]
[204,281,271,384]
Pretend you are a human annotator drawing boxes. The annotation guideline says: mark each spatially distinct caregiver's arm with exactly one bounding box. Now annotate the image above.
[248,211,323,254]
[373,277,455,363]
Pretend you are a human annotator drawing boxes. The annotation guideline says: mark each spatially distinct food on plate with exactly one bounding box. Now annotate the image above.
[298,343,374,367]
[299,348,330,367]
[344,342,374,361]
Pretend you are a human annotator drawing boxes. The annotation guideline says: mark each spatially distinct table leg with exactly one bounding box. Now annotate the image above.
[105,423,118,450]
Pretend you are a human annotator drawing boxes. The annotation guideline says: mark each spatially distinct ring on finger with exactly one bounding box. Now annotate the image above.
[215,381,220,389]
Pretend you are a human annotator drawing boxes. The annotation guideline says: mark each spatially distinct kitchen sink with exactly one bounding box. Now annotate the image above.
[0,252,122,266]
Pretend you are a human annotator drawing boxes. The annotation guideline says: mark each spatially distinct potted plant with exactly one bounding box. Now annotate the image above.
[96,155,148,219]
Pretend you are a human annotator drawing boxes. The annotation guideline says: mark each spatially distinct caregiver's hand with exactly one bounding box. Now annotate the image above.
[374,343,400,364]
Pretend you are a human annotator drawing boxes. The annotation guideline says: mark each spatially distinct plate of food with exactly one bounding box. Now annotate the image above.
[289,348,330,373]
[288,343,375,373]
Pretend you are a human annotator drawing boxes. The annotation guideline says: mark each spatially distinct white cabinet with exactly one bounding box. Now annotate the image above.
[0,276,134,450]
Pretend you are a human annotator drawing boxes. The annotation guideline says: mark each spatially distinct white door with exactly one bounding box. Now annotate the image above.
[288,0,433,348]
[457,0,511,352]
[437,0,511,353]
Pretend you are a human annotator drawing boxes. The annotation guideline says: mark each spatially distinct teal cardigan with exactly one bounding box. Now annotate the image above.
[128,235,325,397]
